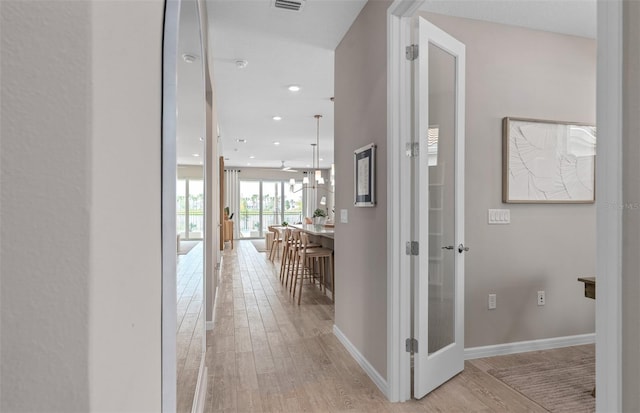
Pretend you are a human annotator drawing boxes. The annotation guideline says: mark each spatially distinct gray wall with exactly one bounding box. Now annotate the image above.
[623,1,640,410]
[1,1,164,411]
[421,12,597,347]
[334,0,392,379]
[333,5,597,381]
[1,2,91,411]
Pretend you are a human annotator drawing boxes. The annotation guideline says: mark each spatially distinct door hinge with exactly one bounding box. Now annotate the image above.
[406,44,419,61]
[406,338,419,353]
[406,142,419,157]
[406,241,419,256]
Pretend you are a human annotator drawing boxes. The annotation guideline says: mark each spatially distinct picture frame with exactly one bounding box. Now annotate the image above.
[503,117,596,203]
[354,143,376,207]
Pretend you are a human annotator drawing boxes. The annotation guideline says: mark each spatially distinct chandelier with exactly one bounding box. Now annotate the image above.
[289,114,333,194]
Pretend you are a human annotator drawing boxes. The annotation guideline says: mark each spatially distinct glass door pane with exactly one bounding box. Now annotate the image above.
[261,181,281,233]
[239,180,260,238]
[188,180,204,240]
[177,179,186,239]
[284,182,303,225]
[427,42,456,355]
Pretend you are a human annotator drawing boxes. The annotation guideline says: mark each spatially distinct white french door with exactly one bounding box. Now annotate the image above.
[411,16,466,399]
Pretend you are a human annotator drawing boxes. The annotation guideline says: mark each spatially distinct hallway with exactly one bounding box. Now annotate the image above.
[202,241,593,412]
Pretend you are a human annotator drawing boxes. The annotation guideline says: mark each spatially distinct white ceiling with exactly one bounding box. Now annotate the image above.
[176,0,596,167]
[419,0,596,40]
[206,0,367,169]
[177,0,206,167]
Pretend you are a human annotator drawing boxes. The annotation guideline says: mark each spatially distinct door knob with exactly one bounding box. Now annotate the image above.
[458,244,469,253]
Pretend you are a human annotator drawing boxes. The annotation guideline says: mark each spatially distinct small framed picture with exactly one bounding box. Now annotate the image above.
[354,143,376,207]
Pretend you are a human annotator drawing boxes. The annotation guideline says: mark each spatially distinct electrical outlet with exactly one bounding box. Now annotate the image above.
[537,291,546,306]
[488,294,497,310]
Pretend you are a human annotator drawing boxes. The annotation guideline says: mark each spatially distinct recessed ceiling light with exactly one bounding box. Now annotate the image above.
[199,161,203,165]
[236,138,247,143]
[288,85,301,92]
[192,153,200,157]
[272,116,282,121]
[182,53,198,63]
[249,155,255,159]
[273,141,280,145]
[235,59,248,69]
[247,162,251,166]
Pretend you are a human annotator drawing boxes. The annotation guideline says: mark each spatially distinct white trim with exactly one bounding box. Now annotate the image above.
[333,325,388,396]
[596,1,623,411]
[207,284,219,331]
[464,334,595,360]
[162,0,181,411]
[190,364,208,413]
[218,255,223,285]
[386,0,424,403]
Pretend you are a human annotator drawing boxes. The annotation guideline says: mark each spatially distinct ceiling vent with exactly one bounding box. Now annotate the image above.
[272,0,305,12]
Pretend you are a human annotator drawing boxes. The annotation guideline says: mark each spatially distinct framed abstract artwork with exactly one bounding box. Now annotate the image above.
[503,117,596,203]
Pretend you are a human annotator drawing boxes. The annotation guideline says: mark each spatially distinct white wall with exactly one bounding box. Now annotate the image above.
[90,1,163,410]
[1,1,164,411]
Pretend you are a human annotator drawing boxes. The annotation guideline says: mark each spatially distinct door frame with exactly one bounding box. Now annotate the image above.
[386,0,424,403]
[595,1,622,411]
[386,0,622,409]
[162,0,180,410]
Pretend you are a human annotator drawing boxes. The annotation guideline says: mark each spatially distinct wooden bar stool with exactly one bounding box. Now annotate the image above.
[268,225,282,261]
[279,228,295,285]
[292,232,333,305]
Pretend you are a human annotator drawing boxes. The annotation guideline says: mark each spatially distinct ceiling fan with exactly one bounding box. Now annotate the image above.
[280,161,298,172]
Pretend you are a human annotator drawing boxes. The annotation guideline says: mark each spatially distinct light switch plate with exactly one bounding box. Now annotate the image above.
[340,209,348,224]
[488,209,510,224]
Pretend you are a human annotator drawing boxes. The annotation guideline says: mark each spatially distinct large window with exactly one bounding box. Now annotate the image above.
[239,180,303,238]
[176,178,204,240]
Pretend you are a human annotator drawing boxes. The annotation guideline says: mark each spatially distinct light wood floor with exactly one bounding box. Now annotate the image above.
[203,240,594,412]
[177,241,204,413]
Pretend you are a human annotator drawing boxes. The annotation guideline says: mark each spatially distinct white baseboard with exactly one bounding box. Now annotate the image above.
[464,333,596,360]
[190,362,207,413]
[206,285,219,331]
[333,325,388,397]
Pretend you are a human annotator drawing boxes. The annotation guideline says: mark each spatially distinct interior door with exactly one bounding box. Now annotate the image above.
[412,16,466,399]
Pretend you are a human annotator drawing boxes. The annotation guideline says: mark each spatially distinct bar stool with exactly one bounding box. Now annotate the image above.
[279,228,294,284]
[268,225,282,261]
[292,232,334,305]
